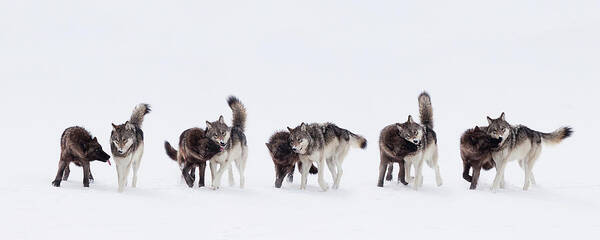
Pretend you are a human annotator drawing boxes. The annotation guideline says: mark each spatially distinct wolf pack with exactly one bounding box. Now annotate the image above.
[51,93,572,192]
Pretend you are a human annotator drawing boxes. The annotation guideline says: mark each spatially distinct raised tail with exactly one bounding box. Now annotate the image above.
[540,127,573,145]
[164,141,178,161]
[129,103,151,128]
[418,92,433,129]
[227,96,247,132]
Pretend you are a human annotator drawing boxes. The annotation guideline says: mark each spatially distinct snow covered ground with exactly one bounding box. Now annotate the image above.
[1,1,599,239]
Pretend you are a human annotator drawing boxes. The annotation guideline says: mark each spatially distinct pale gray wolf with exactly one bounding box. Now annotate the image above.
[164,128,221,187]
[110,103,150,192]
[206,96,248,189]
[486,112,572,191]
[52,126,111,187]
[288,122,366,191]
[389,92,442,190]
[460,126,501,190]
[266,131,318,188]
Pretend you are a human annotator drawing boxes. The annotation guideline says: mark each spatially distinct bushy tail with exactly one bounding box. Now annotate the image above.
[349,133,367,149]
[164,141,178,161]
[227,96,247,132]
[418,92,433,129]
[541,127,573,145]
[130,103,151,128]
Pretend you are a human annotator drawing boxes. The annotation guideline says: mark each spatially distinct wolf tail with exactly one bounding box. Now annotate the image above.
[129,103,151,128]
[164,141,178,161]
[227,96,247,132]
[349,133,368,149]
[540,127,573,145]
[418,92,433,129]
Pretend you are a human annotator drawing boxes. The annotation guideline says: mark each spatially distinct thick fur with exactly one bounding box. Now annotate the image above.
[206,96,248,189]
[164,128,221,188]
[288,122,366,191]
[460,126,501,190]
[377,124,418,187]
[52,127,111,187]
[379,92,442,189]
[110,103,150,192]
[486,112,573,191]
[266,131,318,188]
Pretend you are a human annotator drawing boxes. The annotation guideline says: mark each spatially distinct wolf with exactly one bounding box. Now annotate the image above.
[486,112,572,191]
[266,131,318,188]
[165,128,222,187]
[52,126,111,187]
[377,125,419,187]
[460,126,501,190]
[386,92,442,190]
[288,122,366,191]
[206,96,248,189]
[110,103,150,192]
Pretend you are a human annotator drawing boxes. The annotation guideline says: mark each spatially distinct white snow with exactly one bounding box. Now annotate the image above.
[1,1,599,239]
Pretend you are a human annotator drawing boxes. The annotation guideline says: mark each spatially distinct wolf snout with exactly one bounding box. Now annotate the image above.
[413,140,420,144]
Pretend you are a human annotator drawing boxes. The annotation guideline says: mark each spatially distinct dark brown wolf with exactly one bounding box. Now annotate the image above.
[266,131,317,188]
[377,124,418,187]
[52,126,111,187]
[164,128,221,188]
[460,126,501,190]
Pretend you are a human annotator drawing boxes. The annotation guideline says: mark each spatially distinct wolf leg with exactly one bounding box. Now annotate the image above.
[333,159,343,189]
[238,148,248,188]
[386,163,394,181]
[82,161,91,188]
[198,162,206,187]
[212,161,232,189]
[398,160,408,185]
[227,162,234,187]
[405,160,414,183]
[300,160,310,190]
[470,166,481,190]
[62,164,70,181]
[287,164,295,183]
[209,161,217,182]
[132,158,141,188]
[413,159,424,190]
[326,157,337,183]
[181,162,195,188]
[88,168,94,183]
[317,155,329,191]
[52,160,68,187]
[491,159,508,191]
[377,156,388,187]
[462,161,472,182]
[433,151,442,187]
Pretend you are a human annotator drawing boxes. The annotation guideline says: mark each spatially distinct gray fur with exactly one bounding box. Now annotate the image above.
[486,112,573,190]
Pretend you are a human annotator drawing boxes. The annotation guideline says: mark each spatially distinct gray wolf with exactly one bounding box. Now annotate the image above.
[52,126,111,187]
[486,112,572,191]
[266,131,318,188]
[382,92,442,190]
[288,122,366,191]
[460,126,501,190]
[206,96,248,189]
[110,103,150,192]
[165,128,222,187]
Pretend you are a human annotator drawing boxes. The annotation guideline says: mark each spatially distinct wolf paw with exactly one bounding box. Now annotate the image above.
[51,180,61,187]
[385,174,393,181]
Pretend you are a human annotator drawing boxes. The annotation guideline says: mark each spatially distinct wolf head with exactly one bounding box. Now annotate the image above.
[111,122,136,155]
[206,115,231,149]
[469,126,502,151]
[287,123,311,154]
[396,115,425,146]
[486,112,510,144]
[85,137,111,162]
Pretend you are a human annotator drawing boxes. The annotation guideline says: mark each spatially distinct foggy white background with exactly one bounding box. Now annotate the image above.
[1,1,598,239]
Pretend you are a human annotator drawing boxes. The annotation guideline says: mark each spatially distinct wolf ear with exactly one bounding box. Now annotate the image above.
[265,143,272,150]
[407,115,414,123]
[218,115,225,124]
[111,123,117,129]
[500,112,506,121]
[475,126,481,131]
[206,121,212,129]
[300,123,307,131]
[395,123,402,131]
[92,137,98,142]
[487,116,493,124]
[287,126,293,132]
